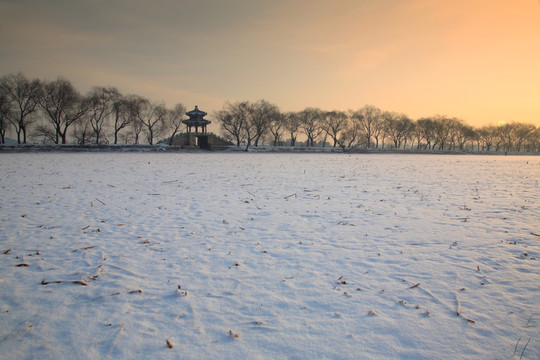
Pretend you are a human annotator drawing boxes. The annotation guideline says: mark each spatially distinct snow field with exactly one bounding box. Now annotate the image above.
[0,153,538,359]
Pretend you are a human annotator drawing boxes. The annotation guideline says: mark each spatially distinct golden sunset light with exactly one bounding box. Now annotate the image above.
[1,0,539,127]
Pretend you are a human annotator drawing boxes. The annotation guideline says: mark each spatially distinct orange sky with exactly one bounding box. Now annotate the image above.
[1,0,539,127]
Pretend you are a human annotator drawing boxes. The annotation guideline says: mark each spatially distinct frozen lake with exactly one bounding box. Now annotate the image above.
[1,153,539,359]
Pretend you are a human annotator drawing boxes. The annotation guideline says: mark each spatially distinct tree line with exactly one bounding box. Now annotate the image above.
[217,101,539,153]
[1,72,539,152]
[0,72,186,145]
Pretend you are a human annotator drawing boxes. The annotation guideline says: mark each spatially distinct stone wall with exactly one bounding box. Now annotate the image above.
[169,133,232,150]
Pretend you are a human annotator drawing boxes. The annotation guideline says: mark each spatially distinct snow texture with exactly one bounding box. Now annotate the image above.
[1,153,538,359]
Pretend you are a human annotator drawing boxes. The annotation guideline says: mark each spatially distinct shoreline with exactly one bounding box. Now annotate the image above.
[0,143,538,155]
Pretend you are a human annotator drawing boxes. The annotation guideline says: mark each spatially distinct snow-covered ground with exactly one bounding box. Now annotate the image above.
[1,153,538,359]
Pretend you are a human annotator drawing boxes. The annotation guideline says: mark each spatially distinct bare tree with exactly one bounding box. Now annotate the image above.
[495,122,535,152]
[411,120,423,149]
[372,117,385,148]
[268,112,286,146]
[284,111,301,146]
[511,123,536,152]
[216,100,277,150]
[32,124,57,143]
[72,119,91,145]
[250,99,279,147]
[39,77,89,144]
[86,87,120,144]
[237,103,257,151]
[338,110,363,151]
[381,111,393,148]
[323,110,348,147]
[165,103,186,145]
[416,117,437,149]
[447,118,474,150]
[352,105,383,148]
[216,112,238,146]
[0,72,42,143]
[299,107,323,147]
[524,127,540,152]
[124,95,146,144]
[133,98,167,145]
[111,93,131,144]
[338,114,362,149]
[319,131,329,147]
[432,115,452,150]
[496,123,514,153]
[384,112,414,149]
[476,125,496,151]
[216,101,250,147]
[0,89,10,143]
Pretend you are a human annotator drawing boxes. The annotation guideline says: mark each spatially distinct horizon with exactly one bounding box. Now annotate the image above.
[1,0,539,127]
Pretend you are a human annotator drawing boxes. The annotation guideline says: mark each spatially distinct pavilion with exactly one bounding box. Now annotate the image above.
[162,106,232,150]
[163,105,231,150]
[183,106,211,134]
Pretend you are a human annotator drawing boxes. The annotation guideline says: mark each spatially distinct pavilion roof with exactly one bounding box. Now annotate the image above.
[182,118,211,126]
[185,105,207,118]
[183,106,211,126]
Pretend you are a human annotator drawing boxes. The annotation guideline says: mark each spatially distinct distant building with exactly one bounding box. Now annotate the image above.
[182,105,210,134]
[165,106,232,150]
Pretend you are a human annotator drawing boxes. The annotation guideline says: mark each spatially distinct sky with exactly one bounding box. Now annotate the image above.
[1,0,539,127]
